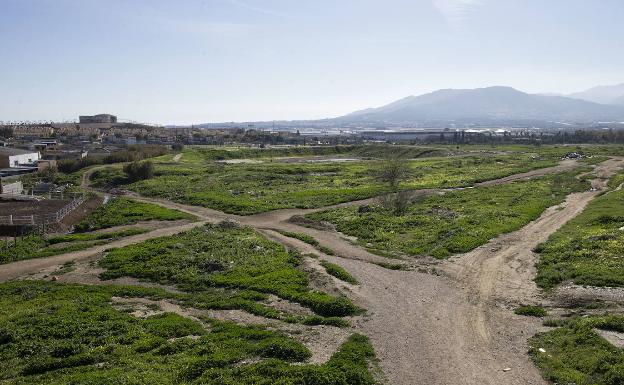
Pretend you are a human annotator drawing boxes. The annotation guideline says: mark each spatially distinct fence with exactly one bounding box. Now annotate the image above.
[0,194,86,228]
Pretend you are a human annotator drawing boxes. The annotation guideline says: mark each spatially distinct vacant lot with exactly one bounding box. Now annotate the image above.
[90,152,557,215]
[307,171,589,258]
[75,197,196,231]
[0,228,147,265]
[100,222,360,320]
[530,315,624,384]
[535,177,624,288]
[0,280,377,385]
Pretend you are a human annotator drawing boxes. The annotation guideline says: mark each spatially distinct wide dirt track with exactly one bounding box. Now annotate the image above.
[4,157,624,385]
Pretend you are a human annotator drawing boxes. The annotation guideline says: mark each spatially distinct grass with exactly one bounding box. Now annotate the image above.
[514,305,548,317]
[535,177,624,289]
[90,152,557,215]
[99,222,361,318]
[529,315,624,385]
[0,228,148,265]
[0,280,378,384]
[276,229,319,246]
[372,262,409,270]
[307,171,589,259]
[275,230,342,257]
[75,196,196,231]
[320,261,358,285]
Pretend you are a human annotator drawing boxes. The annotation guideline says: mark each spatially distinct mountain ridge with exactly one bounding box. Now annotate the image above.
[335,86,624,125]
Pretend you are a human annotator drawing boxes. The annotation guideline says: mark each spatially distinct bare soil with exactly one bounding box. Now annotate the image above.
[4,157,624,385]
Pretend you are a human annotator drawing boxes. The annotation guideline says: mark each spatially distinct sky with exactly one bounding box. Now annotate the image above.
[1,0,623,125]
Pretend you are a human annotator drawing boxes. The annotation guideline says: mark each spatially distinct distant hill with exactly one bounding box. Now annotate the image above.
[568,83,624,105]
[335,86,624,125]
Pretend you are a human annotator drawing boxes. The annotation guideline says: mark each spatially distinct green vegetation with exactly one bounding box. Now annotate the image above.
[183,144,444,162]
[530,315,624,385]
[276,230,319,246]
[308,172,589,258]
[0,281,378,384]
[90,151,557,214]
[100,223,361,318]
[0,228,148,265]
[535,179,624,289]
[75,197,195,231]
[320,261,358,285]
[275,230,342,257]
[514,305,548,317]
[372,262,409,270]
[123,160,155,182]
[318,245,337,256]
[48,228,147,244]
[57,144,170,174]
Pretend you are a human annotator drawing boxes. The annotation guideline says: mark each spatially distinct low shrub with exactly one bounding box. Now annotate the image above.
[515,305,547,317]
[320,260,358,284]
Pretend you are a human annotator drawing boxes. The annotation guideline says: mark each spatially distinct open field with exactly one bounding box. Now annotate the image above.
[100,222,360,319]
[306,171,589,258]
[75,196,196,231]
[0,280,377,385]
[0,228,148,264]
[535,174,624,288]
[3,145,624,385]
[90,152,558,214]
[530,315,624,384]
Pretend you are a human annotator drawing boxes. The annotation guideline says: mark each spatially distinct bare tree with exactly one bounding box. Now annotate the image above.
[373,156,413,214]
[374,156,411,189]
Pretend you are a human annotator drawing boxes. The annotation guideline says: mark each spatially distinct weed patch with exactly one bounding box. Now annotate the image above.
[535,177,624,289]
[515,305,547,317]
[99,223,361,318]
[0,228,148,265]
[0,281,377,384]
[530,315,624,385]
[320,260,358,284]
[92,152,556,215]
[75,197,195,231]
[308,172,588,259]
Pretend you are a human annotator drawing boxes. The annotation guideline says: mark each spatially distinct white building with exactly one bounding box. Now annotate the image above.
[0,147,40,168]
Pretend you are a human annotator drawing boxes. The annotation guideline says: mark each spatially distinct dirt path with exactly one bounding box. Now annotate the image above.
[264,157,624,385]
[0,221,206,283]
[5,156,623,385]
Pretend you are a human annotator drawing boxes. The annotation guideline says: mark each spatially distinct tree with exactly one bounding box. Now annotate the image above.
[373,156,413,215]
[374,156,411,189]
[123,161,154,182]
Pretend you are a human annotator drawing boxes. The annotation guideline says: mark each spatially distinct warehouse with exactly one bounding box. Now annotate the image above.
[0,147,40,168]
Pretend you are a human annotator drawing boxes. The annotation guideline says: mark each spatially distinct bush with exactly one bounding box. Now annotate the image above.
[256,338,311,361]
[142,313,206,338]
[515,305,547,317]
[320,261,358,284]
[123,161,155,182]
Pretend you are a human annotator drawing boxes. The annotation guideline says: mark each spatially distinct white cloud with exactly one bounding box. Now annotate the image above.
[432,0,484,28]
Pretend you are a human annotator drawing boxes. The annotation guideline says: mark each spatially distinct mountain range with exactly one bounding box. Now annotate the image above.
[332,86,624,126]
[195,84,624,129]
[568,83,624,106]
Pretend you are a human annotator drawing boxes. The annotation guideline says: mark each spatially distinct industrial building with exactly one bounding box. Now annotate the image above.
[0,147,40,168]
[79,114,117,124]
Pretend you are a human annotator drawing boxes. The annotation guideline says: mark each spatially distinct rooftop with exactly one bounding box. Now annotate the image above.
[0,147,38,156]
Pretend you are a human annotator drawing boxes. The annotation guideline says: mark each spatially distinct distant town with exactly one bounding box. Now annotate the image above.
[2,112,624,189]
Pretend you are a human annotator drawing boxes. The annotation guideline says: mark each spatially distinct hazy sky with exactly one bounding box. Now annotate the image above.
[1,0,623,124]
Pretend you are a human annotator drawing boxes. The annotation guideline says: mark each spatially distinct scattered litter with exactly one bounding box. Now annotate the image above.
[502,367,511,372]
[538,348,546,353]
